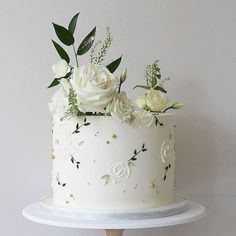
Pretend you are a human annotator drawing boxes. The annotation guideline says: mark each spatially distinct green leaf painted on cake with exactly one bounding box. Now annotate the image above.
[106,56,122,73]
[163,163,171,181]
[48,79,60,88]
[84,123,91,126]
[101,175,110,185]
[77,27,96,55]
[68,12,80,34]
[52,23,75,46]
[52,40,70,63]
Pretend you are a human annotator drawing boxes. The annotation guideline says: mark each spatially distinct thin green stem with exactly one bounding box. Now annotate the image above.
[72,44,79,67]
[163,106,172,113]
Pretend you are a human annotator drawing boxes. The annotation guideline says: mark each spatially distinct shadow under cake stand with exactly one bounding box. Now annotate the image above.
[23,196,206,236]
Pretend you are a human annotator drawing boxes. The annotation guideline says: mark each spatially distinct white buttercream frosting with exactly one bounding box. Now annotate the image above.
[48,88,68,118]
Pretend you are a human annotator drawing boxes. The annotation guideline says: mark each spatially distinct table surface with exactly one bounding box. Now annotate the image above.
[23,201,206,229]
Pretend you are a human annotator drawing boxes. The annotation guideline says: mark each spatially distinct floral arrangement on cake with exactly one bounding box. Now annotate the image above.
[49,12,184,127]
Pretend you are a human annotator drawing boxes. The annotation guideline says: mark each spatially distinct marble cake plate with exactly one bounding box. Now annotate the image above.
[40,195,187,220]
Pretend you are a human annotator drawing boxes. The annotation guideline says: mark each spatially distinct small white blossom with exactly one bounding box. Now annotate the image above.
[52,60,71,79]
[135,94,147,109]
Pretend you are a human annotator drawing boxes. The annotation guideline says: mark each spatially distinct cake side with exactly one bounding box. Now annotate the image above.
[52,114,176,210]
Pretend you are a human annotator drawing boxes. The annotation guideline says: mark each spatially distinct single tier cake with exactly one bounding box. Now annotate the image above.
[51,112,176,210]
[48,12,183,211]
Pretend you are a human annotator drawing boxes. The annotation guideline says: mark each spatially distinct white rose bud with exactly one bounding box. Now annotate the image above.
[135,94,147,109]
[107,92,135,122]
[120,68,127,83]
[71,64,119,112]
[52,60,71,79]
[146,88,169,112]
[171,102,184,109]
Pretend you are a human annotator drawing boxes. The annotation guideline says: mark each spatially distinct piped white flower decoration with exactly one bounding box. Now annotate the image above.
[132,110,154,128]
[160,140,174,163]
[108,161,131,183]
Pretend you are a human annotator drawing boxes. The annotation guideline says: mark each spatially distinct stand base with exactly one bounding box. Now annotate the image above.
[23,201,206,229]
[105,229,124,236]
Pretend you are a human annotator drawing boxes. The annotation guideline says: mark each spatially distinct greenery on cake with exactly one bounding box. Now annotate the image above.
[48,12,184,127]
[101,143,147,185]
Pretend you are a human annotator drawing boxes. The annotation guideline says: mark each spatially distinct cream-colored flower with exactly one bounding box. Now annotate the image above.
[135,94,147,109]
[52,60,71,79]
[146,88,169,112]
[132,110,154,128]
[107,92,135,122]
[71,64,119,112]
[48,88,68,117]
[108,161,131,183]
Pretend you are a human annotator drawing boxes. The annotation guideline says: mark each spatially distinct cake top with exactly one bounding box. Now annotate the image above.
[48,12,184,127]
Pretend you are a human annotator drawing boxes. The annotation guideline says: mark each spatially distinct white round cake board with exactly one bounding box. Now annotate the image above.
[23,197,206,229]
[39,195,188,220]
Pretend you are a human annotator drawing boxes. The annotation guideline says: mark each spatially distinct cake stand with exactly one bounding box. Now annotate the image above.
[23,197,206,236]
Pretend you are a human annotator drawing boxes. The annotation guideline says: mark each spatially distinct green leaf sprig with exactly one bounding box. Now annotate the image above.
[128,143,147,165]
[90,27,113,64]
[70,154,80,169]
[72,118,91,134]
[133,60,167,93]
[64,88,81,117]
[164,163,171,181]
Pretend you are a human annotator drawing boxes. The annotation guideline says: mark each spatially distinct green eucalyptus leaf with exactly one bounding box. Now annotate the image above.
[133,85,151,90]
[77,27,96,55]
[48,79,60,88]
[106,56,122,73]
[68,12,80,34]
[52,22,74,46]
[51,40,70,63]
[154,85,167,93]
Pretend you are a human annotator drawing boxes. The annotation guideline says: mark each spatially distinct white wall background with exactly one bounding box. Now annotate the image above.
[0,0,235,235]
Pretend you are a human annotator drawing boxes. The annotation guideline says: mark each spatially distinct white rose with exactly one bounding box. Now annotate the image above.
[52,60,71,79]
[161,140,175,163]
[135,94,147,109]
[146,88,169,112]
[48,88,68,117]
[108,162,131,183]
[107,92,135,122]
[71,64,119,112]
[132,110,154,128]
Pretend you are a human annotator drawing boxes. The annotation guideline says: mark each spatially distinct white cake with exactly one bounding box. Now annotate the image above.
[51,112,176,210]
[48,13,184,211]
